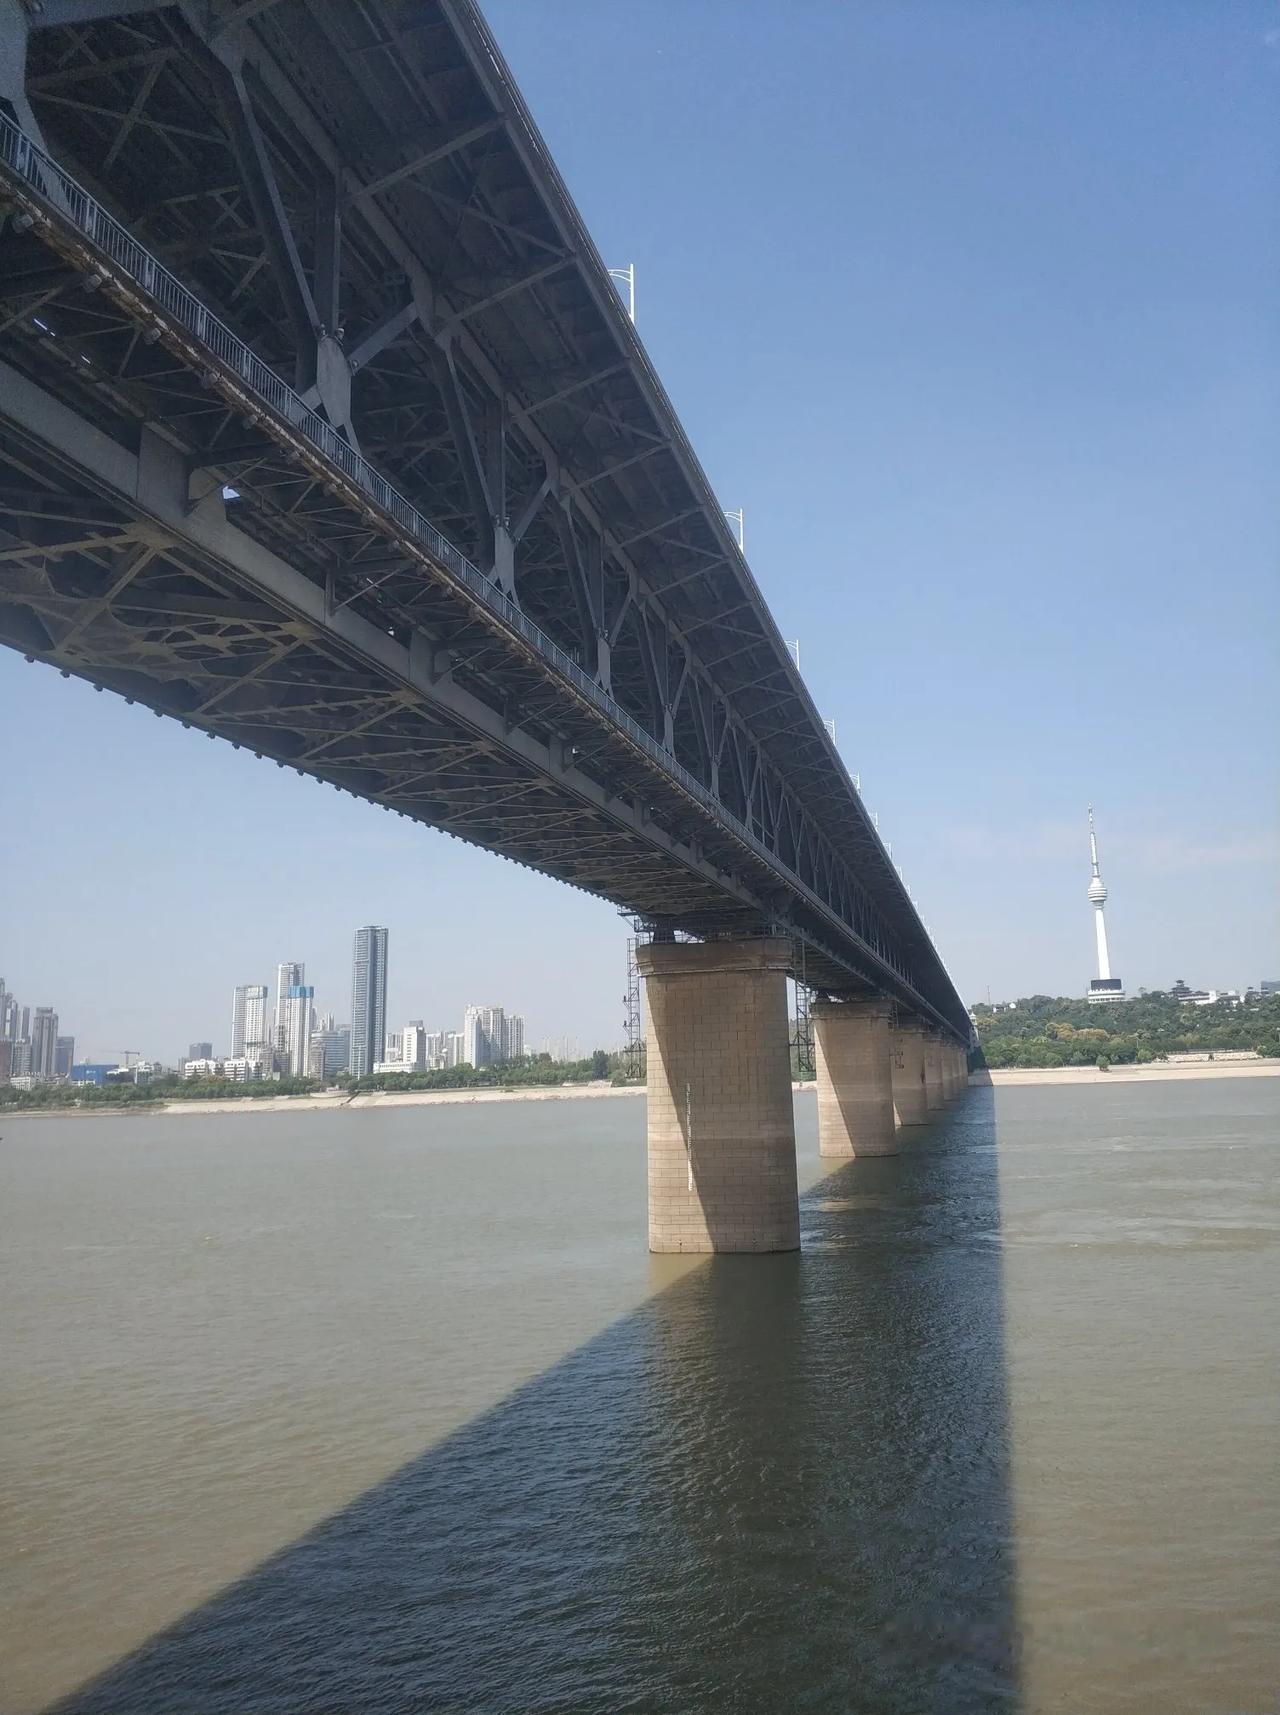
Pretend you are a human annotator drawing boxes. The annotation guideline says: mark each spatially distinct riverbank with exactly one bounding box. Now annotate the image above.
[172,1081,649,1116]
[6,1061,1277,1119]
[2,1080,650,1120]
[978,1059,1280,1087]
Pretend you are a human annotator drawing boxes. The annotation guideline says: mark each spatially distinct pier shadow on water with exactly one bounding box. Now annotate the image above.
[47,1088,1019,1714]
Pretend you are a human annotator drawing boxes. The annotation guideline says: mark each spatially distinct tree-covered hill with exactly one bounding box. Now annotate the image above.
[972,992,1280,1069]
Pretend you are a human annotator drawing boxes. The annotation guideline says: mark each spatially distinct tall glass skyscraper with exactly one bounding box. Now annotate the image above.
[350,926,388,1078]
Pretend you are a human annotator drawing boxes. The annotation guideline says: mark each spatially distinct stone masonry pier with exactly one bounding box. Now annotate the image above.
[638,939,972,1253]
[814,999,897,1158]
[638,937,799,1254]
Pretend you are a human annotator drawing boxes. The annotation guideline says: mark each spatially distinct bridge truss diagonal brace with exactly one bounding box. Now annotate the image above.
[212,54,319,382]
[427,334,497,579]
[0,357,768,928]
[551,496,605,684]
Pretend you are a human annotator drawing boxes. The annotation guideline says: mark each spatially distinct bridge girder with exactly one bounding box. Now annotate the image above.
[0,0,970,1040]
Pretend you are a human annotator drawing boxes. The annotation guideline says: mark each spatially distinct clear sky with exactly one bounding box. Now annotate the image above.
[2,0,1276,1061]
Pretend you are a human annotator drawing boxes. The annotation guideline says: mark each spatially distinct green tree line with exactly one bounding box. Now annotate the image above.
[972,992,1280,1070]
[0,1051,632,1113]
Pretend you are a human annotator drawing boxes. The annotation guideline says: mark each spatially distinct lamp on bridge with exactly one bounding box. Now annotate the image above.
[725,508,744,552]
[607,264,635,323]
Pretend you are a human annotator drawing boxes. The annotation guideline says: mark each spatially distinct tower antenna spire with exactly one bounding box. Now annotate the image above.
[1085,804,1123,1004]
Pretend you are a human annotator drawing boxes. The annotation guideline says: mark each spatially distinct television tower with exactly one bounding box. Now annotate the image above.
[1086,806,1124,1003]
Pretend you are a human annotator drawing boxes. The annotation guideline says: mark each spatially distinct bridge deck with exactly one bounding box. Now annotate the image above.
[0,0,968,1040]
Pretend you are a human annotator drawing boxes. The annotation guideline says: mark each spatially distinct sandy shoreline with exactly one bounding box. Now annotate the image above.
[5,1062,1276,1121]
[978,1060,1280,1087]
[171,1081,649,1116]
[4,1081,650,1120]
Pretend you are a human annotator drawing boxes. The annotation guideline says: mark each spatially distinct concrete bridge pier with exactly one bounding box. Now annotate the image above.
[638,937,799,1254]
[813,999,897,1158]
[924,1034,945,1110]
[892,1023,929,1127]
[950,1045,967,1097]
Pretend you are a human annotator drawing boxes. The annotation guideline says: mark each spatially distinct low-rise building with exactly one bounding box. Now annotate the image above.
[71,1062,115,1087]
[182,1058,221,1080]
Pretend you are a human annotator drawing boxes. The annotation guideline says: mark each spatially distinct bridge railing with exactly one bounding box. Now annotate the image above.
[0,111,935,1008]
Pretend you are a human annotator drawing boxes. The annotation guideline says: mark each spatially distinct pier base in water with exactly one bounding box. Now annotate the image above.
[638,938,799,1254]
[814,999,897,1157]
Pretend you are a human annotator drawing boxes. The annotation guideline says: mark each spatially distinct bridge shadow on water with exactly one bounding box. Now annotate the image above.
[48,1088,1018,1715]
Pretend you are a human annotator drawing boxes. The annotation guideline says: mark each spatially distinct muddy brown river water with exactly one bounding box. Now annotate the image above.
[2,1080,1276,1712]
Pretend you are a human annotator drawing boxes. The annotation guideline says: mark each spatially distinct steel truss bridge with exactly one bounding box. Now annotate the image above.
[0,0,968,1041]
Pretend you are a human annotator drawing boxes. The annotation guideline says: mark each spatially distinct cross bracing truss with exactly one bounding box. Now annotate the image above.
[0,0,968,1040]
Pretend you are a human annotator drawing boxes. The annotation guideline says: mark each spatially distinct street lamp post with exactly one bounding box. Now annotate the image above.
[725,508,744,552]
[607,264,635,323]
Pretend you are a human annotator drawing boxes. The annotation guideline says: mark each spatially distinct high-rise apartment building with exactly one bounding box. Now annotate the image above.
[307,1025,350,1081]
[0,981,18,1044]
[463,1005,522,1066]
[401,1021,428,1070]
[231,984,271,1062]
[30,1007,58,1080]
[283,984,314,1077]
[274,963,304,1061]
[444,1031,465,1068]
[350,926,388,1078]
[188,1040,213,1061]
[460,1006,525,1065]
[463,1004,502,1067]
[54,1036,75,1078]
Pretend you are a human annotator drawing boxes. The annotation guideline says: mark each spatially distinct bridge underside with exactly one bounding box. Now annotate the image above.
[0,376,776,942]
[0,0,970,1045]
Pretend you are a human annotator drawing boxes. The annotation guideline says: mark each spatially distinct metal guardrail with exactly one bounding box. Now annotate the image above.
[0,110,942,1007]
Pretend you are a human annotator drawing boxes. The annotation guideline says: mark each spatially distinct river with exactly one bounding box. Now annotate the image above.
[2,1081,1276,1713]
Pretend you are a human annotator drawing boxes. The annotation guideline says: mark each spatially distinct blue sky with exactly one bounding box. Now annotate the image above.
[2,0,1276,1059]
